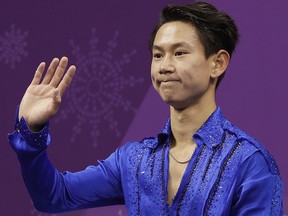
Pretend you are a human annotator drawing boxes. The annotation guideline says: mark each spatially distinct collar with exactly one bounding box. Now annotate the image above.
[143,118,171,149]
[193,107,226,149]
[149,107,226,150]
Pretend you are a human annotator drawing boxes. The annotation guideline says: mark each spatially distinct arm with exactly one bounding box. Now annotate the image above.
[8,57,124,213]
[8,116,124,213]
[231,151,283,215]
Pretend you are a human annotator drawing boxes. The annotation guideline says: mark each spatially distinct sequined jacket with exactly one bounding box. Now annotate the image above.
[8,107,283,215]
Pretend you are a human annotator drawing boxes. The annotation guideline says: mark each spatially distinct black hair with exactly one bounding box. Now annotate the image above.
[149,1,240,87]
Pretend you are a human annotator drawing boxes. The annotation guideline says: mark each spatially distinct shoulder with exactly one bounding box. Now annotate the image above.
[223,119,280,176]
[121,136,158,150]
[118,136,159,158]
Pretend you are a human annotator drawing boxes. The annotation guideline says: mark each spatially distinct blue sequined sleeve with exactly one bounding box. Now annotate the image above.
[230,151,283,215]
[8,106,51,153]
[8,108,124,213]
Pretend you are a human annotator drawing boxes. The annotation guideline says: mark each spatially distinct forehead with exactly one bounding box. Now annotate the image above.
[153,21,202,48]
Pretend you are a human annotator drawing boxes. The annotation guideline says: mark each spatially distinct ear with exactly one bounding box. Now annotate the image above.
[210,49,230,79]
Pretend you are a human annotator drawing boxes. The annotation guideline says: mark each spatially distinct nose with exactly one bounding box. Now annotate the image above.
[160,55,174,74]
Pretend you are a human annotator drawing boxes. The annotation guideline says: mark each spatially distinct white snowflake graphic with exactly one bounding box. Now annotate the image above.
[0,24,28,69]
[56,28,143,147]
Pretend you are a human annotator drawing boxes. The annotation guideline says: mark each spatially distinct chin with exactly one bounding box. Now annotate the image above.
[160,94,175,104]
[157,90,187,109]
[161,97,184,110]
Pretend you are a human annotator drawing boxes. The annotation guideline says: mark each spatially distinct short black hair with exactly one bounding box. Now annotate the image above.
[149,1,240,87]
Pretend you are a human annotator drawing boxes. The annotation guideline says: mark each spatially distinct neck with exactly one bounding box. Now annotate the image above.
[170,99,217,148]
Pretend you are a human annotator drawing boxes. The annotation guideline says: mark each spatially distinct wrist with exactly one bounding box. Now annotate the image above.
[16,116,50,148]
[27,123,46,133]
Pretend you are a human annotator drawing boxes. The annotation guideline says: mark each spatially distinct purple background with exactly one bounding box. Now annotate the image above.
[0,0,287,215]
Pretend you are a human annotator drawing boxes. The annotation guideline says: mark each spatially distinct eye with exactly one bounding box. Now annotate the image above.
[175,51,186,56]
[153,53,163,59]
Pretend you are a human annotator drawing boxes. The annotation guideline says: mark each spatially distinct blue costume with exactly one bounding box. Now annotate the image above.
[8,107,283,215]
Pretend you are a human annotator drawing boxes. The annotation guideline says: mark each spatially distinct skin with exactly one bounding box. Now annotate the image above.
[18,57,76,132]
[18,20,229,206]
[151,21,229,204]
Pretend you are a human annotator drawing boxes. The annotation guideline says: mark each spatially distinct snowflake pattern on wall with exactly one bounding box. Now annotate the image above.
[56,28,143,147]
[0,24,28,69]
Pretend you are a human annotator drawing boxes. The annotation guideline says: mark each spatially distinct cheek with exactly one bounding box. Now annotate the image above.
[151,75,158,92]
[181,64,210,87]
[150,63,157,82]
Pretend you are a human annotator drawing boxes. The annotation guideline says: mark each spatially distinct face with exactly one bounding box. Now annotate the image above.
[151,21,216,110]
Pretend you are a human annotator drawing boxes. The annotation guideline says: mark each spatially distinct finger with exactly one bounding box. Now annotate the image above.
[50,56,69,87]
[42,58,60,84]
[52,90,61,107]
[57,65,76,97]
[31,62,46,85]
[48,90,61,117]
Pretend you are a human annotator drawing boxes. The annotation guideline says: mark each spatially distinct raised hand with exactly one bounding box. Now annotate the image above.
[19,57,76,132]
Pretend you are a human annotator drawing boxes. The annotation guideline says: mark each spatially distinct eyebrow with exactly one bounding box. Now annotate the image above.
[152,42,192,51]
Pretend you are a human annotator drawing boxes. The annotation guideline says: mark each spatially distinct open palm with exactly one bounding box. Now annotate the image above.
[19,57,76,132]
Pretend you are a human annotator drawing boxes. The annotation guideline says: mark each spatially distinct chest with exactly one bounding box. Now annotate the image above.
[167,155,190,204]
[123,138,244,215]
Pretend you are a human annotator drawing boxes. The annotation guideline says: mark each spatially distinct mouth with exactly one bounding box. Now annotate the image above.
[159,79,179,83]
[153,76,180,86]
[158,80,180,87]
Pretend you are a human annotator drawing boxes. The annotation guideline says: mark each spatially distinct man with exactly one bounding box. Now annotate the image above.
[8,2,283,215]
